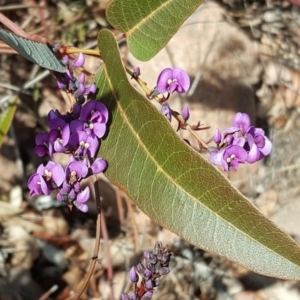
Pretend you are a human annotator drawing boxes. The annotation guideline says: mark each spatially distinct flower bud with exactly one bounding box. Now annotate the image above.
[132,67,141,78]
[145,280,154,289]
[213,129,222,144]
[129,266,139,283]
[72,52,85,68]
[141,291,153,300]
[182,105,190,121]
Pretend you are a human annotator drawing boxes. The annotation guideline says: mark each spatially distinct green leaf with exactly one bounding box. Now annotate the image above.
[0,97,17,149]
[95,29,300,280]
[106,0,203,61]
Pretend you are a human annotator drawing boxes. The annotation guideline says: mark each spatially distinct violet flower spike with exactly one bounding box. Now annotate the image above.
[125,242,171,299]
[156,68,190,94]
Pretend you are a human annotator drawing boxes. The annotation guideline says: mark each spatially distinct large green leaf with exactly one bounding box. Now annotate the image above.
[0,97,17,149]
[95,29,300,279]
[106,0,203,61]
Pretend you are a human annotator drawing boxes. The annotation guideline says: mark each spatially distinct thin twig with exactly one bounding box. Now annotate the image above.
[37,285,59,300]
[116,187,126,228]
[0,4,45,11]
[0,12,28,38]
[71,176,102,299]
[99,193,115,300]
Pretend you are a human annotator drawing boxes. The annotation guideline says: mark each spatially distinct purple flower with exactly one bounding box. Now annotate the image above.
[210,145,247,172]
[69,131,99,158]
[66,160,89,184]
[48,118,70,152]
[246,127,272,163]
[74,100,109,139]
[27,174,43,196]
[223,145,248,171]
[156,68,190,94]
[232,112,251,134]
[80,100,108,123]
[28,161,64,196]
[34,132,54,158]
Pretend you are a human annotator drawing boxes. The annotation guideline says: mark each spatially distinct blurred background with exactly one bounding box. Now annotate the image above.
[0,0,300,299]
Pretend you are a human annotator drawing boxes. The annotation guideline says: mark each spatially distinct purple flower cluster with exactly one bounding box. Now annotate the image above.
[28,99,108,212]
[209,112,272,172]
[54,53,97,103]
[122,242,171,300]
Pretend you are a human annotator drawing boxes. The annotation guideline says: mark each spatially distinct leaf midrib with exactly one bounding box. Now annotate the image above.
[126,0,174,36]
[102,66,292,263]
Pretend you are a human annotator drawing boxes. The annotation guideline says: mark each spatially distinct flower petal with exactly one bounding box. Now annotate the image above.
[74,187,90,212]
[95,102,109,123]
[80,100,96,121]
[91,158,107,174]
[172,68,190,92]
[70,120,84,133]
[86,136,99,158]
[181,105,190,121]
[66,161,88,179]
[92,123,107,138]
[233,112,251,133]
[27,173,42,196]
[247,143,260,163]
[49,163,65,187]
[156,68,173,93]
